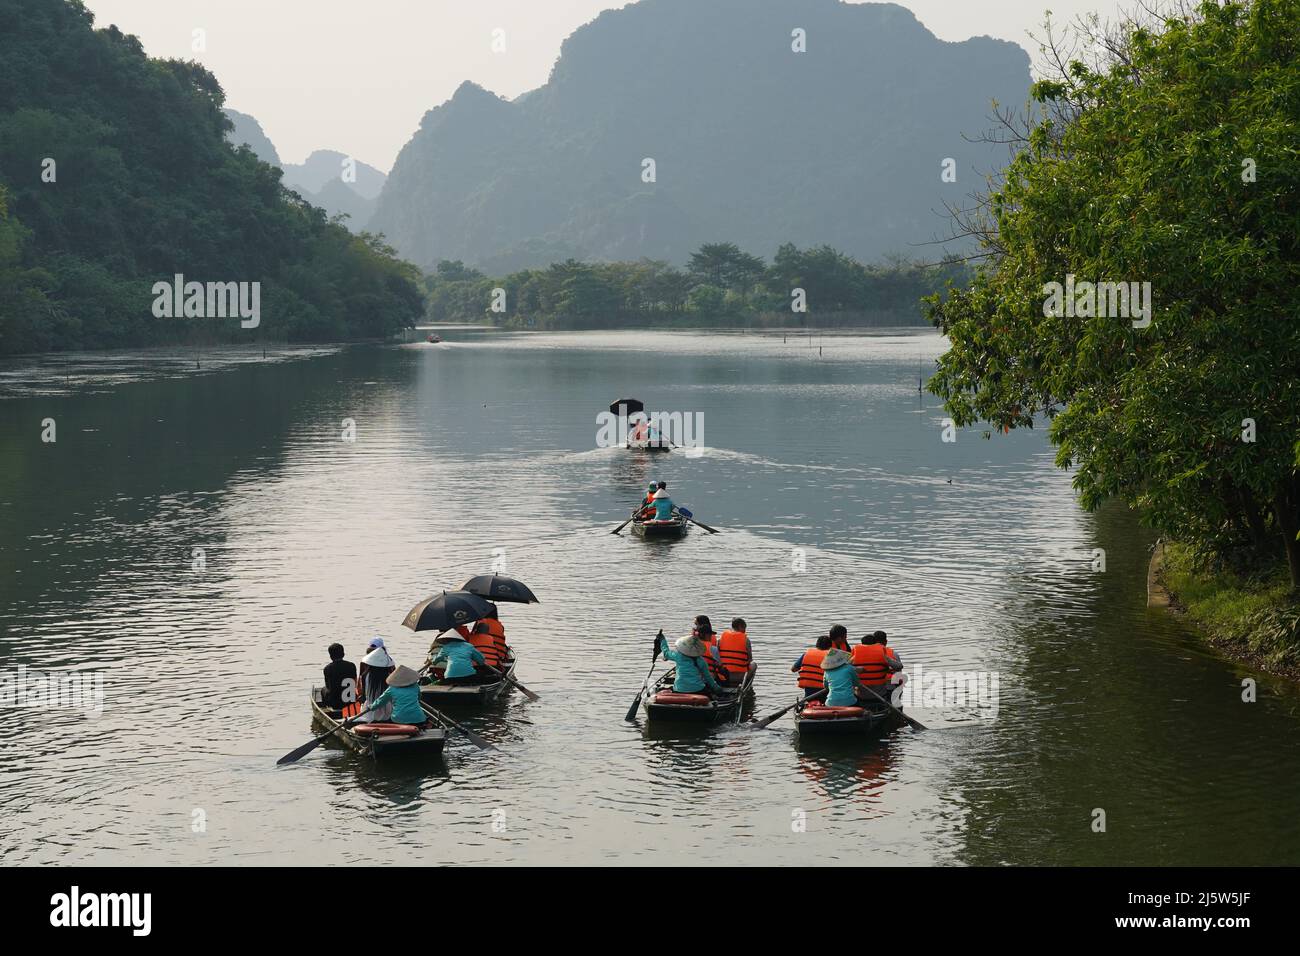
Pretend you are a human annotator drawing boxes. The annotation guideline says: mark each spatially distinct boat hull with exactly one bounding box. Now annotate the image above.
[794,686,905,737]
[626,441,671,453]
[420,656,517,706]
[309,689,447,759]
[631,518,688,539]
[642,668,755,724]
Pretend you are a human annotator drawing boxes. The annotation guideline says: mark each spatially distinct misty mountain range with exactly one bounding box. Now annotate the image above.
[226,0,1028,272]
[224,109,386,231]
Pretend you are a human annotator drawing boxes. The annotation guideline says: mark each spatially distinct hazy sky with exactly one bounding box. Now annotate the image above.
[82,0,1127,170]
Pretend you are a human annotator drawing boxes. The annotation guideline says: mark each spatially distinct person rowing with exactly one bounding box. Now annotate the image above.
[658,631,722,697]
[429,631,487,685]
[819,648,865,707]
[648,482,674,521]
[363,665,431,727]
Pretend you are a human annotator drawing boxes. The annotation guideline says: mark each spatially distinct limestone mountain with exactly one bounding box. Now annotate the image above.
[370,0,1031,271]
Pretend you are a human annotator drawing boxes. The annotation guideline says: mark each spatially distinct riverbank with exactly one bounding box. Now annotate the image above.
[1150,541,1300,681]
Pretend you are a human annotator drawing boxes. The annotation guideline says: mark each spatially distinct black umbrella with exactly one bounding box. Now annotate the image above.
[609,397,645,416]
[401,590,495,633]
[460,574,540,604]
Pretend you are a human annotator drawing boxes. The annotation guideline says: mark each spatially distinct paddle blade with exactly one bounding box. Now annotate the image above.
[624,693,643,723]
[276,733,328,766]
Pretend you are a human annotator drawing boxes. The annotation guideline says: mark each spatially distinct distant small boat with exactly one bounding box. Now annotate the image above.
[626,439,670,453]
[427,333,442,343]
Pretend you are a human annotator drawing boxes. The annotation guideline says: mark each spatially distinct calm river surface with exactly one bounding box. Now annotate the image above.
[2,329,1298,865]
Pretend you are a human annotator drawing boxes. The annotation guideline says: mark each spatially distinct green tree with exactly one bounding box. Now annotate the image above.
[926,0,1300,588]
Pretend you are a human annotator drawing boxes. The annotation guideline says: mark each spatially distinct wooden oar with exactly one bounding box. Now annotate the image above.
[611,511,638,535]
[420,701,497,751]
[277,703,378,765]
[624,630,663,722]
[675,507,719,534]
[488,665,540,702]
[859,683,926,731]
[752,688,826,730]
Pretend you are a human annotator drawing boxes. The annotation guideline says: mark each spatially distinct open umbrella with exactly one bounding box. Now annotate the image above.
[460,574,539,604]
[609,397,645,417]
[401,590,495,633]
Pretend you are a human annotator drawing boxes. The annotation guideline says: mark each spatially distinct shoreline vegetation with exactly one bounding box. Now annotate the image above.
[926,0,1300,625]
[422,243,970,330]
[1153,541,1300,681]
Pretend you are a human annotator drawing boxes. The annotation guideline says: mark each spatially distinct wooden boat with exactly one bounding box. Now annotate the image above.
[309,687,447,759]
[631,515,688,539]
[642,667,755,724]
[793,685,905,737]
[419,654,517,706]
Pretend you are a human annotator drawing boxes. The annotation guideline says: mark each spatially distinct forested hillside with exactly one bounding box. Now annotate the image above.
[0,0,423,355]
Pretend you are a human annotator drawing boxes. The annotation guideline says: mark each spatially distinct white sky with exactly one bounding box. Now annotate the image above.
[81,0,1128,170]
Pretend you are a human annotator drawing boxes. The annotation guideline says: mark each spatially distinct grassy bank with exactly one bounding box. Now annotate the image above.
[1158,541,1300,679]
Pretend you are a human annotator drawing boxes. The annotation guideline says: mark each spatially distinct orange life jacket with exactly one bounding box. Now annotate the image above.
[851,644,891,686]
[797,647,827,688]
[830,634,851,652]
[717,630,752,677]
[470,618,507,668]
[697,635,726,680]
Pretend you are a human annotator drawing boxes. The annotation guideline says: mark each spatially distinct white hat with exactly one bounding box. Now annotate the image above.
[674,635,705,658]
[362,647,394,667]
[653,488,669,499]
[821,648,853,671]
[434,633,466,644]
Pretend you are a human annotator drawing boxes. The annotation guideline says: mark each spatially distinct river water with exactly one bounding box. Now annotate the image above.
[1,330,1297,865]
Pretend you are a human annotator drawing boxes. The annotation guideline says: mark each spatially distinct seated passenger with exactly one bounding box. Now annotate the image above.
[828,624,851,652]
[852,632,903,697]
[716,618,755,685]
[323,643,357,711]
[792,635,833,697]
[455,605,508,670]
[692,615,727,684]
[357,640,395,721]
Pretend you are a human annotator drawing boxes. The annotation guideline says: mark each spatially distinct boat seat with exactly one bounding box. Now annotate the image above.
[800,703,866,719]
[654,691,711,706]
[352,723,423,737]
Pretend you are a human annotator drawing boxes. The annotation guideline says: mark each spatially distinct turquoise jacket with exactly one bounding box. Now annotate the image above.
[823,663,862,707]
[652,496,675,520]
[368,684,426,724]
[432,641,486,679]
[660,636,720,693]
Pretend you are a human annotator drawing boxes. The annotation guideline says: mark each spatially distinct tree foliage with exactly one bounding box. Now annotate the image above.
[424,242,969,329]
[925,0,1300,587]
[0,0,423,354]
